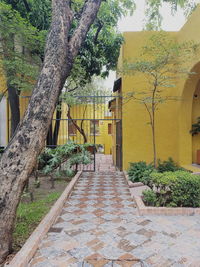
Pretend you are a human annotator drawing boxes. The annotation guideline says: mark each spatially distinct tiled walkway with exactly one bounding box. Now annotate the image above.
[29,172,200,267]
[77,154,116,172]
[95,154,116,172]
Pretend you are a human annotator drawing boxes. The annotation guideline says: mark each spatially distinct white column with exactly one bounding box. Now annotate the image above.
[0,97,7,146]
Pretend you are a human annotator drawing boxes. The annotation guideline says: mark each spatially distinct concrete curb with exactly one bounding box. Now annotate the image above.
[7,171,82,267]
[134,195,200,216]
[123,171,129,184]
[123,171,200,216]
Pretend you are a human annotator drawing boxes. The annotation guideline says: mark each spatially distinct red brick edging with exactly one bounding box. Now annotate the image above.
[123,171,200,216]
[7,171,82,267]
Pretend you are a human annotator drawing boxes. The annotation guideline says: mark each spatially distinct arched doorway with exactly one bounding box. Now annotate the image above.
[179,62,200,165]
[192,79,200,163]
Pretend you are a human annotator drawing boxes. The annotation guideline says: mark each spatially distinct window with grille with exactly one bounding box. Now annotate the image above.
[108,123,112,135]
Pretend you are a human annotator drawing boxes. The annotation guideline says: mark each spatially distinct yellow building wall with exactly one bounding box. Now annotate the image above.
[0,68,6,93]
[121,32,179,170]
[119,6,200,170]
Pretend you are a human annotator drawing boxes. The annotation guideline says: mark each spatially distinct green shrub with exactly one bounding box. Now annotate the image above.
[127,161,154,183]
[170,172,200,207]
[143,189,157,206]
[157,157,184,173]
[150,171,178,190]
[149,171,178,206]
[142,170,200,207]
[139,169,157,188]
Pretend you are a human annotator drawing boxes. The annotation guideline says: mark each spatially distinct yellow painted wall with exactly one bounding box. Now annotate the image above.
[118,5,200,170]
[0,68,6,93]
[121,32,179,170]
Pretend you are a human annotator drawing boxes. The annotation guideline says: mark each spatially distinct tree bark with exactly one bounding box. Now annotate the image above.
[0,0,102,263]
[152,84,157,168]
[152,113,157,168]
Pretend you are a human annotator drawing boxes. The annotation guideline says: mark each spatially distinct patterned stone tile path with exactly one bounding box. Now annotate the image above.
[95,154,116,172]
[28,172,200,267]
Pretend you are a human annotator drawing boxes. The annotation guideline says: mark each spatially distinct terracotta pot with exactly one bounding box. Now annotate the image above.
[86,145,96,154]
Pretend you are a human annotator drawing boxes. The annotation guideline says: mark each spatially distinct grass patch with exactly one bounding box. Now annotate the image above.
[13,192,61,251]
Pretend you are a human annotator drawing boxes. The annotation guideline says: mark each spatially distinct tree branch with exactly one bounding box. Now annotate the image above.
[68,108,87,143]
[69,0,102,59]
[94,21,103,44]
[143,101,153,127]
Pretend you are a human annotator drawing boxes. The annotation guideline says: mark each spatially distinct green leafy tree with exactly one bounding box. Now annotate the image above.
[4,0,135,144]
[2,0,51,30]
[0,3,45,135]
[0,0,135,262]
[123,32,197,168]
[144,0,197,30]
[45,0,135,146]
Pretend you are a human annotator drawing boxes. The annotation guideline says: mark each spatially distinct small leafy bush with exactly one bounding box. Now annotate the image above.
[157,157,184,173]
[143,190,157,206]
[128,161,154,183]
[142,170,200,207]
[171,172,200,207]
[39,142,91,177]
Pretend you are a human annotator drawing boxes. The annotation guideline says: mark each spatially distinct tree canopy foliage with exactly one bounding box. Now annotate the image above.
[0,3,44,93]
[0,2,46,134]
[3,0,135,89]
[2,0,51,30]
[1,0,135,136]
[145,0,197,30]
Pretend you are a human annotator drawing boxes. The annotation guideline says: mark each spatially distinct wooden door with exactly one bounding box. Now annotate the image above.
[116,120,122,170]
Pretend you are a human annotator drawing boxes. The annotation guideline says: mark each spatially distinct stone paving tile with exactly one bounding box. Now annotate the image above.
[28,170,200,267]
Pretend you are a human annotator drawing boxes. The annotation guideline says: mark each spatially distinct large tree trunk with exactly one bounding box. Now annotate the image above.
[0,0,102,263]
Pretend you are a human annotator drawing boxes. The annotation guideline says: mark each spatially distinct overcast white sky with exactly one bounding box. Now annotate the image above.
[103,0,188,91]
[118,0,186,32]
